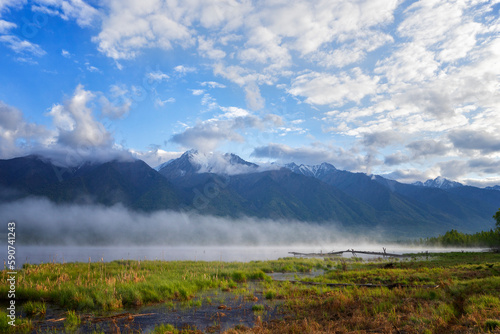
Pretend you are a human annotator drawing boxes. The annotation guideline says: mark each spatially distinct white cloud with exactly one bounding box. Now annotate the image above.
[375,43,439,85]
[201,93,218,111]
[85,61,100,72]
[171,111,281,152]
[0,101,51,158]
[94,0,194,59]
[61,49,71,57]
[251,143,369,171]
[0,0,26,13]
[238,26,291,68]
[174,65,196,74]
[191,89,204,96]
[310,31,394,68]
[155,97,175,107]
[130,147,182,167]
[48,84,113,149]
[0,35,46,56]
[289,69,379,106]
[198,36,226,59]
[32,0,100,27]
[147,70,169,82]
[200,81,226,89]
[0,19,16,33]
[244,82,265,110]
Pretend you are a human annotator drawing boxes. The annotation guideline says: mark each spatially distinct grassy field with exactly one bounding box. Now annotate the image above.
[1,252,500,333]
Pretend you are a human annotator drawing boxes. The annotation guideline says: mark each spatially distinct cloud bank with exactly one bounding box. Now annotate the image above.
[0,198,362,246]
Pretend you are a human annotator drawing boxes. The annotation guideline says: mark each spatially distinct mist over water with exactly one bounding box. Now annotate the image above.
[1,198,361,246]
[0,198,485,267]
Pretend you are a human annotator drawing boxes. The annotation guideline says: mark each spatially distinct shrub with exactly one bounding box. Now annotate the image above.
[232,271,247,283]
[252,304,265,312]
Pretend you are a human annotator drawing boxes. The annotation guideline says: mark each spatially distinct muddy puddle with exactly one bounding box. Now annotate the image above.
[266,269,325,281]
[23,283,282,333]
[19,272,328,333]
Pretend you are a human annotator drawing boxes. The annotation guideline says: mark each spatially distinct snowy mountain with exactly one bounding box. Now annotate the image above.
[413,177,463,189]
[486,185,500,191]
[157,150,259,179]
[283,162,337,178]
[2,152,500,237]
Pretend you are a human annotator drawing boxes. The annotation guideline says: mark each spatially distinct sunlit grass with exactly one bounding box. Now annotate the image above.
[1,252,499,333]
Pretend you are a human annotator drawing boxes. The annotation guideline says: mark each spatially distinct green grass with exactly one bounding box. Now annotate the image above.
[1,252,500,333]
[22,301,46,317]
[64,310,80,330]
[151,323,179,334]
[252,304,265,312]
[0,257,324,312]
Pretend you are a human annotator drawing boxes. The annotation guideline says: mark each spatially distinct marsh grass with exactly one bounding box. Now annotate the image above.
[2,253,500,333]
[22,300,46,317]
[0,258,323,312]
[236,252,500,333]
[152,323,180,334]
[64,310,80,330]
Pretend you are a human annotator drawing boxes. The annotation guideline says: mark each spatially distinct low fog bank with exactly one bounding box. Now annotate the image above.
[0,198,387,246]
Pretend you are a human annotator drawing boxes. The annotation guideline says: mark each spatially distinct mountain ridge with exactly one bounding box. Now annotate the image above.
[1,152,499,237]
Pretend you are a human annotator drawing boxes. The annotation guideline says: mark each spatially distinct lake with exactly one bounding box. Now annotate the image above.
[2,244,488,269]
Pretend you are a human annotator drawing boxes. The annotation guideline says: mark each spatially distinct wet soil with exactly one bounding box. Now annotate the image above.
[21,272,325,333]
[24,284,281,333]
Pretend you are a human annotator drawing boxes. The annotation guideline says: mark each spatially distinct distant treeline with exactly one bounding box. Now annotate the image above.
[420,229,500,247]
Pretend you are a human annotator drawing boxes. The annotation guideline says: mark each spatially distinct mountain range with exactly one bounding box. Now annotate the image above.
[1,150,499,238]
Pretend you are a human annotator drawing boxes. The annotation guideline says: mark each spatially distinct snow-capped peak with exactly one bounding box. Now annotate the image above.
[157,150,259,177]
[284,162,337,178]
[417,176,463,189]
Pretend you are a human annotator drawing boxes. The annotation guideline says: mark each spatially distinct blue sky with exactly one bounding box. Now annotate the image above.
[0,0,499,186]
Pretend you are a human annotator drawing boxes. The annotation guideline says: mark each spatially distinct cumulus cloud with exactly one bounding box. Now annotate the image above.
[99,85,132,119]
[289,69,379,106]
[0,101,51,158]
[171,112,281,152]
[384,152,410,166]
[362,130,402,148]
[2,0,499,186]
[48,84,113,149]
[131,147,182,168]
[406,139,451,158]
[448,130,500,154]
[0,85,138,166]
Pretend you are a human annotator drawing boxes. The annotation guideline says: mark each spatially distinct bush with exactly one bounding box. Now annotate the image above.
[265,290,277,300]
[252,304,265,311]
[231,271,247,283]
[486,319,500,331]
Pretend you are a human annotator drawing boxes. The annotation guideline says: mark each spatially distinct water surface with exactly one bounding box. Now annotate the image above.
[2,245,487,269]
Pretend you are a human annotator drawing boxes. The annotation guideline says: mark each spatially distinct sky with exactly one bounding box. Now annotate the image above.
[0,0,499,186]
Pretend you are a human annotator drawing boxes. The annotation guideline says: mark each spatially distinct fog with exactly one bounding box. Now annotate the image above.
[0,198,380,246]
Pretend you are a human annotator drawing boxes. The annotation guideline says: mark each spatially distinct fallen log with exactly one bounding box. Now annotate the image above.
[289,248,408,258]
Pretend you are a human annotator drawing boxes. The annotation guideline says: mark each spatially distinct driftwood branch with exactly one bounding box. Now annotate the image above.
[289,248,408,258]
